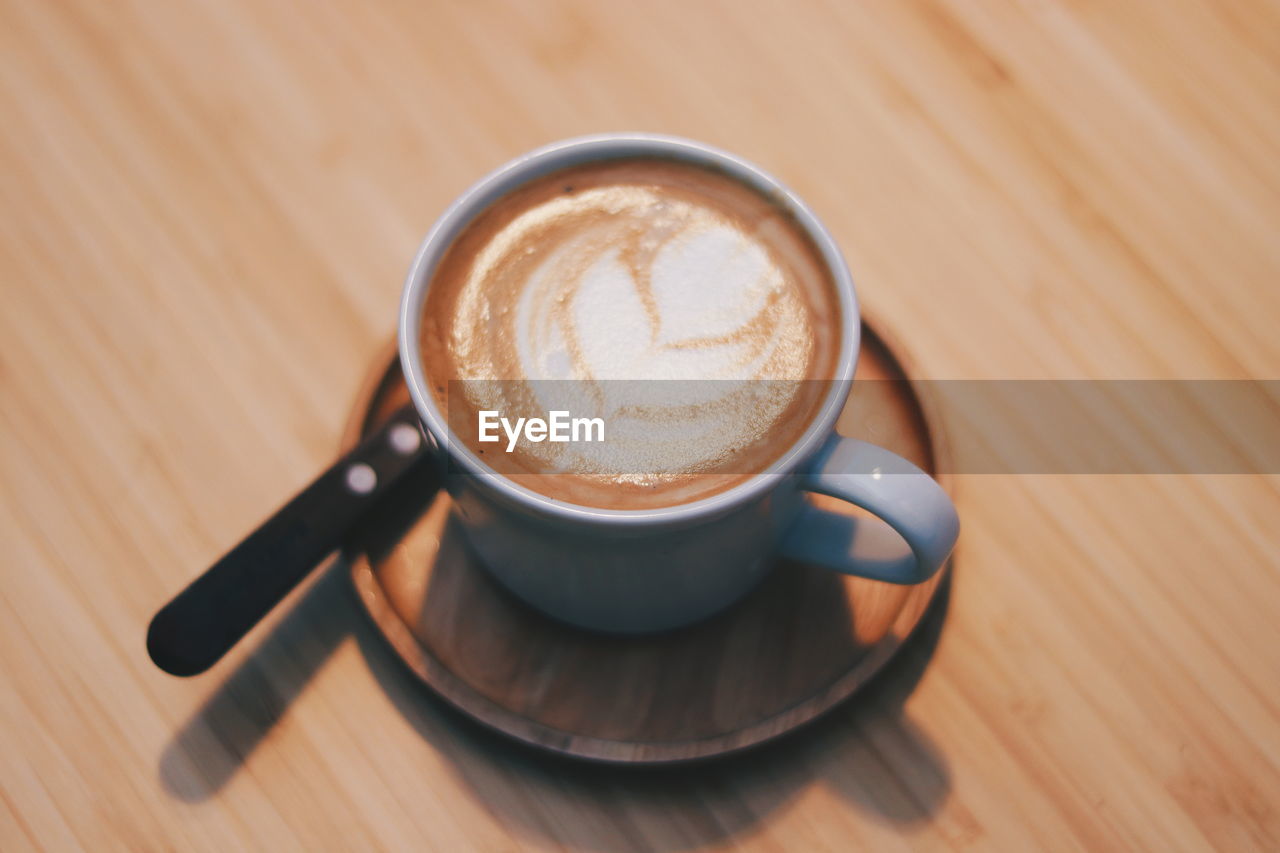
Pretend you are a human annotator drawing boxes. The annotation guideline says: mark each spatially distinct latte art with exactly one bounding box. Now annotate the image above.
[465,186,813,382]
[422,158,841,509]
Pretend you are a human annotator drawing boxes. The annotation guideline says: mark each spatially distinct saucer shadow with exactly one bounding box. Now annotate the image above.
[160,514,952,851]
[353,566,953,851]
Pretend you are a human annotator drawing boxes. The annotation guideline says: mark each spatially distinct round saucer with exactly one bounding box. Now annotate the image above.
[340,320,953,763]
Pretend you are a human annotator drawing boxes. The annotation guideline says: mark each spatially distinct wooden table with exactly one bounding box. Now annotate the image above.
[3,1,1278,849]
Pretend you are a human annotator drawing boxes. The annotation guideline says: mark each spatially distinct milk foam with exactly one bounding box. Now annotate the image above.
[422,159,839,507]
[504,190,805,382]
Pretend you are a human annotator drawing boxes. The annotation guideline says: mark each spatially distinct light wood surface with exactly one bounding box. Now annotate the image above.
[2,0,1278,849]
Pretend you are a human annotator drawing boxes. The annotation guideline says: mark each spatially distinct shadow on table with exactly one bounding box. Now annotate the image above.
[159,561,952,850]
[157,563,353,802]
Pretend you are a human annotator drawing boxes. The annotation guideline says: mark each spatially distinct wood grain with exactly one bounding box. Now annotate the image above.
[2,0,1278,849]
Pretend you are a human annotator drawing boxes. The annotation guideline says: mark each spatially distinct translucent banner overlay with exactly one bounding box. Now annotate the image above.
[435,380,1280,475]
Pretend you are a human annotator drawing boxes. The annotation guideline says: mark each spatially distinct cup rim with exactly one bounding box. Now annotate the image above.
[398,132,860,527]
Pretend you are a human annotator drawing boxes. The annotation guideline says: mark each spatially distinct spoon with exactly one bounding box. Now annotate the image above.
[146,404,437,676]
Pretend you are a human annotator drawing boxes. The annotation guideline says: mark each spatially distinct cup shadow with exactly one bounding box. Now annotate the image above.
[159,547,952,851]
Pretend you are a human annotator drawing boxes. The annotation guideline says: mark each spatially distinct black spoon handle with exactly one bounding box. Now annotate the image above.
[147,405,436,676]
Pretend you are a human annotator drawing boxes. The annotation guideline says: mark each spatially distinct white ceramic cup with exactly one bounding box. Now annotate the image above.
[399,133,959,633]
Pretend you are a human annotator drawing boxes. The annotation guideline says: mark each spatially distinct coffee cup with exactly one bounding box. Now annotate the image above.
[399,133,959,633]
[146,132,963,677]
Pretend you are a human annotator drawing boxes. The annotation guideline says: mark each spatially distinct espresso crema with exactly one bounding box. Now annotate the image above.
[421,157,841,509]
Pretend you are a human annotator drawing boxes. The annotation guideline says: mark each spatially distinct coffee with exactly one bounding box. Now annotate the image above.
[421,157,841,508]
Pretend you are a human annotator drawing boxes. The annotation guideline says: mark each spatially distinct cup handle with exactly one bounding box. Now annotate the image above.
[779,434,959,584]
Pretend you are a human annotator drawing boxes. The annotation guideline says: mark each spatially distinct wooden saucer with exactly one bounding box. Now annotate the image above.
[339,321,952,763]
